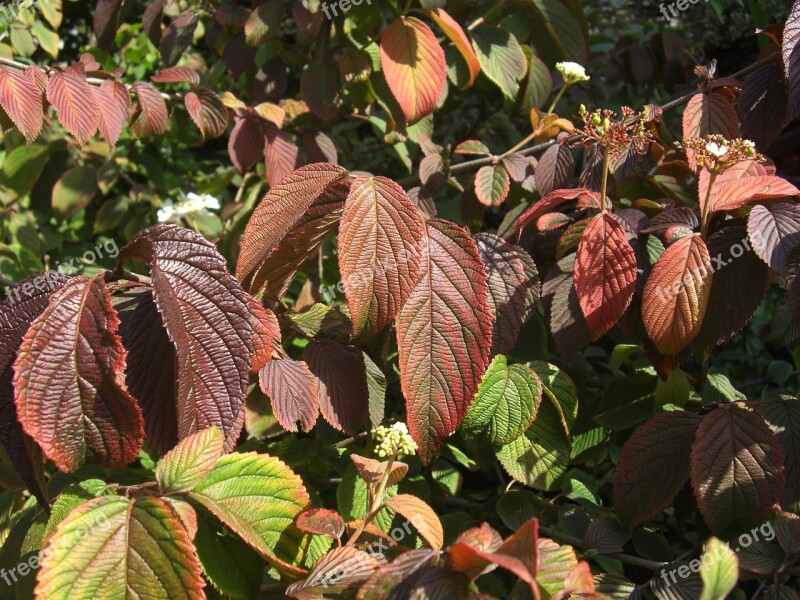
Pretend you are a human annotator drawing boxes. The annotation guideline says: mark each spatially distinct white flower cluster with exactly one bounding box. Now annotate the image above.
[556,61,590,84]
[372,422,417,458]
[157,192,221,223]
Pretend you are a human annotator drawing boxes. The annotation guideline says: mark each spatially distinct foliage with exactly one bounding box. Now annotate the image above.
[1,0,800,598]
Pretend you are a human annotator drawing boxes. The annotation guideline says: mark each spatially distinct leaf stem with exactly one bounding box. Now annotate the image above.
[599,145,610,212]
[700,171,717,237]
[347,455,394,546]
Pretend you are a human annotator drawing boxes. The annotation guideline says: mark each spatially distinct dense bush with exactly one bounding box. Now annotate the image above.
[0,0,799,598]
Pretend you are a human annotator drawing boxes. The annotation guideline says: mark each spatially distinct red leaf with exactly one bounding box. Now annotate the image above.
[681,91,739,139]
[152,66,201,86]
[0,66,44,143]
[574,213,637,338]
[303,130,338,164]
[396,219,493,464]
[542,255,592,359]
[46,64,99,144]
[384,494,444,549]
[142,0,166,46]
[691,404,786,534]
[300,58,342,121]
[118,289,178,454]
[613,411,701,527]
[698,161,772,213]
[117,225,253,449]
[517,188,590,238]
[338,176,424,336]
[350,454,409,487]
[131,82,169,138]
[14,275,144,471]
[739,62,788,151]
[0,273,68,504]
[710,175,800,213]
[747,201,800,274]
[93,0,124,50]
[380,16,447,124]
[264,124,301,186]
[91,80,130,147]
[475,232,540,355]
[784,0,800,118]
[304,340,370,435]
[474,164,510,206]
[258,358,318,432]
[296,508,345,540]
[424,8,481,89]
[245,294,280,373]
[642,234,713,354]
[228,115,264,174]
[287,547,381,598]
[535,143,575,197]
[159,14,199,66]
[185,89,228,140]
[236,162,349,282]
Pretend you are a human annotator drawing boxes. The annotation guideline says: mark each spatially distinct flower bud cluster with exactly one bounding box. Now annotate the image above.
[580,106,653,160]
[372,422,417,458]
[678,135,762,173]
[556,62,590,85]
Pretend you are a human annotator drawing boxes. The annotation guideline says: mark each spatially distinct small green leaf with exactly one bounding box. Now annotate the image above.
[656,368,692,408]
[52,165,98,221]
[699,537,738,600]
[470,24,527,99]
[156,427,225,495]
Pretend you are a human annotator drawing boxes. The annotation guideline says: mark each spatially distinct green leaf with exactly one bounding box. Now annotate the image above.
[43,479,112,543]
[526,360,578,433]
[52,165,98,221]
[702,371,745,405]
[699,537,738,600]
[655,368,692,408]
[0,143,50,197]
[470,24,527,99]
[189,451,310,573]
[36,496,205,599]
[462,355,541,445]
[156,427,225,495]
[526,0,589,63]
[31,20,59,57]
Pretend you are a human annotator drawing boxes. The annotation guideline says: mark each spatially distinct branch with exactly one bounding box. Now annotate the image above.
[396,53,780,188]
[0,275,15,287]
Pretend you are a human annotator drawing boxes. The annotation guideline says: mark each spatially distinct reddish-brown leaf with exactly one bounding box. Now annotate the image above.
[574,213,637,339]
[258,358,318,432]
[117,225,253,449]
[356,549,439,599]
[296,508,346,540]
[614,411,701,527]
[131,82,169,138]
[245,294,280,373]
[151,66,201,86]
[784,0,800,118]
[264,124,301,186]
[475,232,540,355]
[0,66,44,143]
[535,143,574,197]
[338,176,424,337]
[380,16,446,124]
[303,130,338,164]
[300,57,343,121]
[93,0,124,50]
[91,79,130,147]
[710,175,800,213]
[396,219,493,464]
[14,275,144,472]
[384,494,444,549]
[46,64,99,144]
[425,8,480,89]
[304,340,370,435]
[739,62,788,151]
[747,202,800,274]
[185,89,228,140]
[350,454,409,487]
[542,255,592,359]
[691,404,786,534]
[117,289,178,454]
[642,234,712,354]
[517,188,590,238]
[142,0,166,45]
[236,162,349,282]
[681,91,739,139]
[228,115,264,174]
[160,14,199,66]
[698,161,772,213]
[287,547,381,598]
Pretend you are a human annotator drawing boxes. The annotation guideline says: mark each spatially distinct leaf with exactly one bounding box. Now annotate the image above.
[522,47,553,112]
[424,8,480,88]
[784,0,800,118]
[160,14,199,66]
[709,175,800,213]
[475,232,540,355]
[384,494,444,550]
[151,66,201,86]
[189,451,310,573]
[462,355,541,446]
[304,340,370,435]
[93,0,124,50]
[338,175,424,337]
[739,62,788,151]
[699,537,738,600]
[527,0,589,63]
[380,16,447,123]
[0,273,67,505]
[747,202,800,274]
[356,549,440,599]
[455,140,490,155]
[117,224,253,449]
[236,163,349,282]
[296,508,345,540]
[264,123,301,186]
[259,357,319,432]
[156,427,225,495]
[300,58,343,121]
[517,188,589,237]
[46,64,98,144]
[681,92,739,139]
[474,164,510,206]
[574,213,637,339]
[690,404,786,535]
[642,234,713,355]
[142,0,166,45]
[0,66,43,143]
[350,454,409,487]
[536,538,578,596]
[613,411,701,527]
[396,218,493,464]
[757,396,800,512]
[14,275,143,472]
[470,24,527,99]
[117,290,178,454]
[131,82,169,138]
[51,164,98,221]
[228,116,264,174]
[36,496,204,599]
[246,295,280,372]
[185,89,228,141]
[535,144,575,197]
[541,255,592,359]
[287,547,381,597]
[92,80,130,146]
[245,0,283,46]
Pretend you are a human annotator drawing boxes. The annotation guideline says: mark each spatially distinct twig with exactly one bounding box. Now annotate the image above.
[0,275,15,287]
[395,53,780,188]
